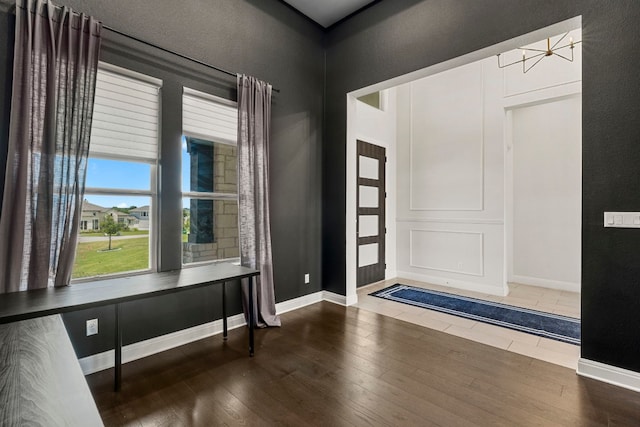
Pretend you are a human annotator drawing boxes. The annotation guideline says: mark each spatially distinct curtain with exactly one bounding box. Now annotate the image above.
[0,0,101,293]
[237,74,280,328]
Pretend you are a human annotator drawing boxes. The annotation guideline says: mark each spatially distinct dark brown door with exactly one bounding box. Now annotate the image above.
[357,140,386,287]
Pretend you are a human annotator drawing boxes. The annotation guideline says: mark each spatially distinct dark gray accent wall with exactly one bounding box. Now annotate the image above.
[323,0,640,373]
[0,0,324,358]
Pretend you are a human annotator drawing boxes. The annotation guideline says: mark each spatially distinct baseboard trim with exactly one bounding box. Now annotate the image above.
[322,290,357,306]
[397,271,507,296]
[79,313,246,375]
[275,291,324,314]
[79,291,350,375]
[577,358,640,393]
[511,275,580,293]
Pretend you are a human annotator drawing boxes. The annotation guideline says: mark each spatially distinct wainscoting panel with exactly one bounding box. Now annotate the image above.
[410,229,484,276]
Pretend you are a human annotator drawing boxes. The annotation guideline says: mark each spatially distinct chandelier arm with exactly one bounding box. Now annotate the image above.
[523,54,546,73]
[552,51,573,62]
[521,47,548,53]
[553,41,582,51]
[524,52,546,61]
[551,32,569,50]
[498,50,546,69]
[497,55,528,69]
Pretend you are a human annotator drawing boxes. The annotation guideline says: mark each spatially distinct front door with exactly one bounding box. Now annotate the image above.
[357,140,386,287]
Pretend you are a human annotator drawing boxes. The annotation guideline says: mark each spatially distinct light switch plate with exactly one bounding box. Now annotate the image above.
[604,212,640,228]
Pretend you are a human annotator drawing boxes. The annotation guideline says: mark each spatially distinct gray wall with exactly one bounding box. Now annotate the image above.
[0,0,324,357]
[323,0,640,373]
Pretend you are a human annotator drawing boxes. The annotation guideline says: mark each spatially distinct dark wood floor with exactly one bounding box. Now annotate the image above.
[87,302,640,426]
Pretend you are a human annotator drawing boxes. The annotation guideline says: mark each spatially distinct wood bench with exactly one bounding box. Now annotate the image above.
[0,263,260,393]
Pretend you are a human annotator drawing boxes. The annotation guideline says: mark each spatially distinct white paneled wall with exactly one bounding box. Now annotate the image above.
[395,28,581,295]
[396,56,506,296]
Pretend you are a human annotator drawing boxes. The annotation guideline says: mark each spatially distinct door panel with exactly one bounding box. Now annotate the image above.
[357,140,386,287]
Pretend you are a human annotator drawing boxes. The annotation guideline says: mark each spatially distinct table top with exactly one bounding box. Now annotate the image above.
[0,263,259,324]
[0,315,104,426]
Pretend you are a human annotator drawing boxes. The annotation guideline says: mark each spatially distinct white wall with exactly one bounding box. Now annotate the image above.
[395,29,581,295]
[508,96,582,291]
[396,58,506,295]
[354,89,397,280]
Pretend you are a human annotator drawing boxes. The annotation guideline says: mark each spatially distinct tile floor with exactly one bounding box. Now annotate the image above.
[355,278,581,370]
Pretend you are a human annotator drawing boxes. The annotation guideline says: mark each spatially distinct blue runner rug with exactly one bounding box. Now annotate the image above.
[370,284,580,345]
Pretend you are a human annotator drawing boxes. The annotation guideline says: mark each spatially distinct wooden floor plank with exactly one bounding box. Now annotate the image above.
[87,302,640,426]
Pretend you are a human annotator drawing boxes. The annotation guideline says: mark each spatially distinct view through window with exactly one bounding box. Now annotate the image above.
[182,137,239,264]
[72,64,160,280]
[73,160,153,279]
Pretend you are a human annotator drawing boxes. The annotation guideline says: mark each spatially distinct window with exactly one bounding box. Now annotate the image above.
[72,63,161,280]
[357,91,383,110]
[182,88,239,265]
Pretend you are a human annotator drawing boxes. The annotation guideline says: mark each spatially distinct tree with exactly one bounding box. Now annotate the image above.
[100,214,123,250]
[182,208,191,235]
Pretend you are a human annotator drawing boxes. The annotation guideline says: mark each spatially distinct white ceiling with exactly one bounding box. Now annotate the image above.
[282,0,376,28]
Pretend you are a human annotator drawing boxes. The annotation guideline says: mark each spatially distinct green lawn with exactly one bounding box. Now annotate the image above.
[72,237,149,279]
[79,230,149,237]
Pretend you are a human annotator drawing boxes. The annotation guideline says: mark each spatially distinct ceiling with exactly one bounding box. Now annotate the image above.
[282,0,377,28]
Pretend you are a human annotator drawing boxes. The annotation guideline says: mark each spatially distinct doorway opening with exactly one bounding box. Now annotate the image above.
[345,18,582,366]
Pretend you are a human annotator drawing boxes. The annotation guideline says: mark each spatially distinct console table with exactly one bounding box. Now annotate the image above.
[0,263,260,392]
[0,315,104,426]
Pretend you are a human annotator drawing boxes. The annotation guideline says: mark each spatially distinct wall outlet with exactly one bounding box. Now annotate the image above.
[304,273,310,284]
[86,318,98,336]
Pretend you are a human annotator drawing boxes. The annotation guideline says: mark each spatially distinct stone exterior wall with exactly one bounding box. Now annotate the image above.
[183,143,239,263]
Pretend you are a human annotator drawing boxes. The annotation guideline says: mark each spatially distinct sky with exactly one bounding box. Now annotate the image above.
[83,141,191,209]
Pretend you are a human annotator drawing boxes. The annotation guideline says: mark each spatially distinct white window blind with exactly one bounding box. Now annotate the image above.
[89,63,162,162]
[183,87,237,145]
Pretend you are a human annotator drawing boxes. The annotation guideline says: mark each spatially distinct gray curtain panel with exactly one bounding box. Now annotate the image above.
[0,0,101,293]
[237,74,281,328]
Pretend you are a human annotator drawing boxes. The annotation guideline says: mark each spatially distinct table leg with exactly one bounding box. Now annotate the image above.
[114,303,122,392]
[248,276,254,357]
[222,281,227,340]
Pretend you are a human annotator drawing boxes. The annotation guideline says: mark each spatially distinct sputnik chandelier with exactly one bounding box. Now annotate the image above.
[497,32,581,74]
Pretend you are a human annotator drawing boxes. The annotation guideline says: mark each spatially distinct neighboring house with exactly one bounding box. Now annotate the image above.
[103,208,139,229]
[79,200,105,231]
[80,200,143,231]
[129,206,150,230]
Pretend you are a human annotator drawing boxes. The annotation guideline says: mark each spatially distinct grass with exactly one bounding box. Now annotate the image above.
[72,237,149,279]
[79,230,149,237]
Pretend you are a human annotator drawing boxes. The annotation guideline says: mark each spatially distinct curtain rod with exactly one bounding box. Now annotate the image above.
[103,25,280,93]
[7,4,279,92]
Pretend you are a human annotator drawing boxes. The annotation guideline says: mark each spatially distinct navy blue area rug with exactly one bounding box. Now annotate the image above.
[370,284,580,345]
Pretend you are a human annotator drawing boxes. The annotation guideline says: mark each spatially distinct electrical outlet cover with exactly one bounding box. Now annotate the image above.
[86,319,98,336]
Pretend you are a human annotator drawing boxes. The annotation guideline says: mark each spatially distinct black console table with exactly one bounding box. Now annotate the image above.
[0,263,260,392]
